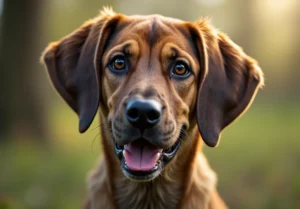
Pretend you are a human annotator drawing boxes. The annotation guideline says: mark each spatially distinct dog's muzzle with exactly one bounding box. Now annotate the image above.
[112,98,183,181]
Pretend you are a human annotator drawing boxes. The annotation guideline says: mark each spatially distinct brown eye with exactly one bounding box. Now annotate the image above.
[172,61,191,78]
[110,55,127,72]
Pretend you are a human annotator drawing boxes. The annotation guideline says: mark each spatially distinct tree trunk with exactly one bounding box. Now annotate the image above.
[0,0,47,142]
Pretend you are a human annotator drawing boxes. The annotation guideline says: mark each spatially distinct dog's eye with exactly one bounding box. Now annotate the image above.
[171,61,191,78]
[110,55,127,72]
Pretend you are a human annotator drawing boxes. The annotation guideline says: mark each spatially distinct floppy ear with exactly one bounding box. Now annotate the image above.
[41,9,120,133]
[195,20,264,147]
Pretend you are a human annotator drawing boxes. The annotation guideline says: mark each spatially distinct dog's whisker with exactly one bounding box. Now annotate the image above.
[181,129,191,141]
[87,121,110,133]
[90,132,101,156]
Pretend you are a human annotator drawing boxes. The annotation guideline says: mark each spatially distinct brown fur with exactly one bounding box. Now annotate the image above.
[41,7,264,209]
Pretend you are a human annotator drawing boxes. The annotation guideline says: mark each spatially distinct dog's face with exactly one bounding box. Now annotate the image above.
[42,8,264,181]
[101,15,202,180]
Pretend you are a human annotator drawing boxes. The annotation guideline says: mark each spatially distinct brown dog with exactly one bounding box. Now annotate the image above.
[41,8,264,209]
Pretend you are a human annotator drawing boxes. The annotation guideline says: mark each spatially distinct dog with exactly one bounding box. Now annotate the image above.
[41,7,264,209]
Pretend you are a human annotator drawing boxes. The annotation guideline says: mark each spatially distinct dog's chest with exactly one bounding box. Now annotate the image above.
[114,178,182,209]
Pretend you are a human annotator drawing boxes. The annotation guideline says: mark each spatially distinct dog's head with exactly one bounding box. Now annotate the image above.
[42,8,264,181]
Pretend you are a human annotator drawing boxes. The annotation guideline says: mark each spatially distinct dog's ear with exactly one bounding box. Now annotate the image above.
[194,20,264,147]
[41,8,120,133]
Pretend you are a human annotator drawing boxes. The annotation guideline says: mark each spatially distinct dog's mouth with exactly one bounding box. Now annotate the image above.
[114,137,181,181]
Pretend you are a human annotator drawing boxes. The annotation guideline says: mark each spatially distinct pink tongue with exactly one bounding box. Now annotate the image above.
[124,140,162,171]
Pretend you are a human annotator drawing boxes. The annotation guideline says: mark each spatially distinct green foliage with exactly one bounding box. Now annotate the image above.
[0,143,96,209]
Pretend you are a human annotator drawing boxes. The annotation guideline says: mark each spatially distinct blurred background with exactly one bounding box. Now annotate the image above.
[0,0,299,208]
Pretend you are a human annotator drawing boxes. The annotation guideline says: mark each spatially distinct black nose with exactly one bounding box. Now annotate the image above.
[126,98,162,130]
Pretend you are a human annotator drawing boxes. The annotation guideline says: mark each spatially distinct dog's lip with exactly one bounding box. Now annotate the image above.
[113,137,181,181]
[121,157,162,181]
[114,138,181,162]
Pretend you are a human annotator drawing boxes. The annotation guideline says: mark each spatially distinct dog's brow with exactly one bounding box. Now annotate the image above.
[161,43,196,68]
[104,40,139,61]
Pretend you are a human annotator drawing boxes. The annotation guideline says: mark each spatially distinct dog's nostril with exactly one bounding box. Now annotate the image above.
[127,107,139,120]
[126,98,162,129]
[147,109,160,122]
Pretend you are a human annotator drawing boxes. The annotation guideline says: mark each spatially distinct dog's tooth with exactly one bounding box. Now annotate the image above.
[122,150,126,156]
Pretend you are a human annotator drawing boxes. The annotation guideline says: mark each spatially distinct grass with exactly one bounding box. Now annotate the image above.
[0,101,299,209]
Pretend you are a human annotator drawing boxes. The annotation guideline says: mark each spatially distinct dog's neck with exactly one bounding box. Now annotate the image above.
[87,114,217,209]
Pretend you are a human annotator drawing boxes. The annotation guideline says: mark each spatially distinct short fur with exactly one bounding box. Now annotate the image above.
[42,7,264,209]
